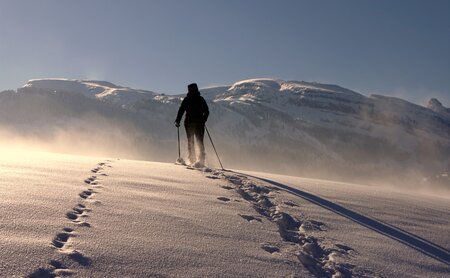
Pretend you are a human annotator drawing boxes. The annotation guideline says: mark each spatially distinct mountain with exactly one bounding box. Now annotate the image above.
[1,78,449,186]
[428,98,450,120]
[21,78,157,106]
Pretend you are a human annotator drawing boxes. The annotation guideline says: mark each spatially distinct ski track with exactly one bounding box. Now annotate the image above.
[202,168,380,278]
[28,160,113,278]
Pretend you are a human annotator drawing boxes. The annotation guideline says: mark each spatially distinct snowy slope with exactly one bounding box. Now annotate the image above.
[22,79,156,107]
[238,170,450,277]
[1,151,448,277]
[1,78,449,187]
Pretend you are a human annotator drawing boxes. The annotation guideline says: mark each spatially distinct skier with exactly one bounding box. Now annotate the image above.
[175,83,209,167]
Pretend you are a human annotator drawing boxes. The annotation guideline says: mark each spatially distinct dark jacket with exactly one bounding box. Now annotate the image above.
[175,90,209,125]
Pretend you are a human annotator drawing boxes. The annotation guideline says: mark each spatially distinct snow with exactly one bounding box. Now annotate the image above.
[3,77,449,192]
[1,150,448,277]
[237,171,450,277]
[22,78,156,106]
[23,78,102,97]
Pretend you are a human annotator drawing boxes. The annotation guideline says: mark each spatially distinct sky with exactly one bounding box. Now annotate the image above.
[0,0,449,106]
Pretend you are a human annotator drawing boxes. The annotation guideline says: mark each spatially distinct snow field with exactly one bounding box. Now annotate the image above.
[1,151,448,277]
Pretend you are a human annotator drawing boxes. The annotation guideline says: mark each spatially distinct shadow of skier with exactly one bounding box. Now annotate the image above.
[227,170,450,266]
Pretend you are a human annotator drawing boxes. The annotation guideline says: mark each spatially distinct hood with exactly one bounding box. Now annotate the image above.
[187,90,200,97]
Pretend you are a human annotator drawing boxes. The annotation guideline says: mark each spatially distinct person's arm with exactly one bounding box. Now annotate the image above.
[175,99,186,126]
[202,98,209,123]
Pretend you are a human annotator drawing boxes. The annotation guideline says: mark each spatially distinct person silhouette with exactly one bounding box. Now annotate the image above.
[175,83,209,166]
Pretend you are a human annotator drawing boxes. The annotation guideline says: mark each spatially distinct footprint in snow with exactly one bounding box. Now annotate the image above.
[68,250,92,266]
[283,201,299,207]
[79,189,95,199]
[91,167,102,173]
[66,211,79,221]
[335,244,355,253]
[66,204,90,223]
[51,228,76,250]
[261,243,280,254]
[239,214,262,222]
[49,260,64,269]
[27,268,55,278]
[52,231,72,249]
[84,176,97,184]
[299,220,327,232]
[50,260,74,277]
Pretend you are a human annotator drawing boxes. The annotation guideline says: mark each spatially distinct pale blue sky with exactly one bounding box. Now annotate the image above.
[0,0,449,105]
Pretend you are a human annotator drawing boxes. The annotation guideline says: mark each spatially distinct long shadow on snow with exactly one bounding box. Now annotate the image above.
[227,170,450,266]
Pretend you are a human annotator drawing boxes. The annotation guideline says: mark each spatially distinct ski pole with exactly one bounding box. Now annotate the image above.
[205,126,224,170]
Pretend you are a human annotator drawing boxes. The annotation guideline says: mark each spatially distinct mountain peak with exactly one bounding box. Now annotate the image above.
[227,78,359,96]
[427,98,450,119]
[230,78,282,90]
[22,78,110,97]
[20,78,155,106]
[427,98,444,110]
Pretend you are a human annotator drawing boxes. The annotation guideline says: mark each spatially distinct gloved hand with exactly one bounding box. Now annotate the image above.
[175,121,180,127]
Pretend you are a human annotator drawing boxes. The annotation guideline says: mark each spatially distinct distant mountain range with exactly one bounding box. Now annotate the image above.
[1,78,449,186]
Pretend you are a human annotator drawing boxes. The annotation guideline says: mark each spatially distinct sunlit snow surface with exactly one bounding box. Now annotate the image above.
[0,151,448,277]
[3,77,447,186]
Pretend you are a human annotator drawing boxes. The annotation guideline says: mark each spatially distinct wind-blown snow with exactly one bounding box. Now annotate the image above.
[1,151,448,277]
[2,77,449,189]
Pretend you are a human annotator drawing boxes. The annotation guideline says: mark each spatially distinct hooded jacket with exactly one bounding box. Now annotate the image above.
[175,90,209,125]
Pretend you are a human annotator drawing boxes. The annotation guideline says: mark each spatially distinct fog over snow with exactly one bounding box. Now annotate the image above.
[0,78,449,277]
[1,78,449,192]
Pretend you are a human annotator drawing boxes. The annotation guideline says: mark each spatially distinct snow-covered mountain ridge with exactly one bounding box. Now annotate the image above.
[21,78,157,106]
[1,78,449,186]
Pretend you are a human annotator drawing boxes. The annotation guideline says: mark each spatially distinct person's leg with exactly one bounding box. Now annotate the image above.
[185,124,196,164]
[195,124,206,164]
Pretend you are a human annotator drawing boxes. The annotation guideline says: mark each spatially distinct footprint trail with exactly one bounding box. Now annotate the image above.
[203,168,379,278]
[27,160,114,277]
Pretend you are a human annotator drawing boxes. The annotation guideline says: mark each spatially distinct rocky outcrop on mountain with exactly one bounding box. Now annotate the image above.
[428,98,450,120]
